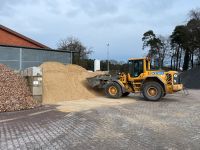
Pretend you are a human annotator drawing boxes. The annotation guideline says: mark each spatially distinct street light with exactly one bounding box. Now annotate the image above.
[70,51,73,64]
[107,43,110,73]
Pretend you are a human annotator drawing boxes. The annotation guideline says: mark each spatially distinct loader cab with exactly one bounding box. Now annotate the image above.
[128,58,150,77]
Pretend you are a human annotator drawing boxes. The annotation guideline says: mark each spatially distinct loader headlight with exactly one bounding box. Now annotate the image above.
[174,79,177,83]
[173,74,179,84]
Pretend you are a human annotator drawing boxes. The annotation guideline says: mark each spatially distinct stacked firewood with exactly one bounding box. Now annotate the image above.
[0,64,40,112]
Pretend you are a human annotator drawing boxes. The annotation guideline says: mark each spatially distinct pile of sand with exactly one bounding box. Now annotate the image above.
[180,66,200,89]
[41,62,103,104]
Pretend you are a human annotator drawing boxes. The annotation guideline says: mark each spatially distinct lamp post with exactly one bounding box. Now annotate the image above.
[107,43,110,73]
[70,51,73,64]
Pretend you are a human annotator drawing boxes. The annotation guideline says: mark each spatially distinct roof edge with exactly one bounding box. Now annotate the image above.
[0,24,50,49]
[0,44,78,53]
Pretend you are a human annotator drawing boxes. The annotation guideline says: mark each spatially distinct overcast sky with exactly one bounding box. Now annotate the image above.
[0,0,199,61]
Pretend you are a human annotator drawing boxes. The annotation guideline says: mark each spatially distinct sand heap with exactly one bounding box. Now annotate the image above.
[180,66,200,89]
[41,62,103,104]
[0,64,39,112]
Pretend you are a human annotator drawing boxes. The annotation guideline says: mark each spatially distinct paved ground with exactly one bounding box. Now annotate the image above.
[0,90,200,150]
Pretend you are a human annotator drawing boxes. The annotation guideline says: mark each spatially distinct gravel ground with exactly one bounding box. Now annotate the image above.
[0,90,200,150]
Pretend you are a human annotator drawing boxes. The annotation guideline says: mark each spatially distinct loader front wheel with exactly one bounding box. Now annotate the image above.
[105,82,122,98]
[142,81,163,101]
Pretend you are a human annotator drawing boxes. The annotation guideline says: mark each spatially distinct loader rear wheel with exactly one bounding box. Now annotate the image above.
[105,82,122,98]
[142,81,163,101]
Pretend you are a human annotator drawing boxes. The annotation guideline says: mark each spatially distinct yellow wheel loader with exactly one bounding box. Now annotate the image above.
[87,58,183,101]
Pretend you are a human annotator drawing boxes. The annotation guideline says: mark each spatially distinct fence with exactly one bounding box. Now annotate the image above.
[0,45,72,70]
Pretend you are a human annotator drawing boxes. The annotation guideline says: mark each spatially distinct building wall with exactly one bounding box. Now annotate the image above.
[0,29,43,49]
[0,46,71,70]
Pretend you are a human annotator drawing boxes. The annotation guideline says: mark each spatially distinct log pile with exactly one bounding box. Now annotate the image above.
[0,64,40,112]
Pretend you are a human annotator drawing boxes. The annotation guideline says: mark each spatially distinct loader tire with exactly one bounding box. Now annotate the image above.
[142,81,163,101]
[122,92,130,97]
[105,82,122,98]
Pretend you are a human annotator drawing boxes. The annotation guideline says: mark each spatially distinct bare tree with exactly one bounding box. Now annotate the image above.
[158,36,171,68]
[189,8,200,20]
[57,37,93,64]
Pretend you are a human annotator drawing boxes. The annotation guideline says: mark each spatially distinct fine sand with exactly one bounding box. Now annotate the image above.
[41,62,103,104]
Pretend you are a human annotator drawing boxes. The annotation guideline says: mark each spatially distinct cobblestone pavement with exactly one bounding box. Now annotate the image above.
[1,90,200,150]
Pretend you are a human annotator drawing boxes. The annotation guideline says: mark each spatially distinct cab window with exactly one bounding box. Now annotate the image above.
[146,60,149,70]
[129,60,143,77]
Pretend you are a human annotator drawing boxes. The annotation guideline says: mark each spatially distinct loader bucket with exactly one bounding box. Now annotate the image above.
[87,74,111,88]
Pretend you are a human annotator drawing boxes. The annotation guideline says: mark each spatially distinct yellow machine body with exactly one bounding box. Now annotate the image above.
[118,58,183,95]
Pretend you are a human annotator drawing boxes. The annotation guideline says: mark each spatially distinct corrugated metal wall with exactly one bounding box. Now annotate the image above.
[0,46,71,70]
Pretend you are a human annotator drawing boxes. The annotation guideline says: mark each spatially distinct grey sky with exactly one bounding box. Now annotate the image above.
[0,0,199,61]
